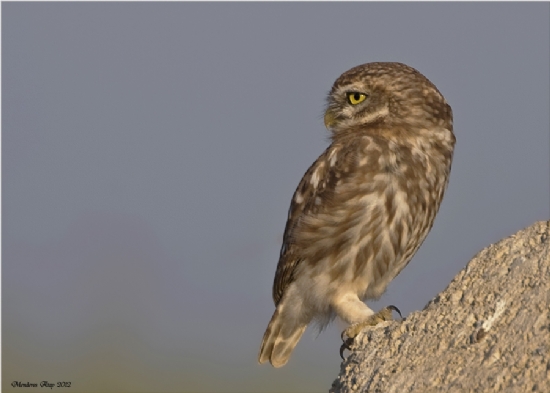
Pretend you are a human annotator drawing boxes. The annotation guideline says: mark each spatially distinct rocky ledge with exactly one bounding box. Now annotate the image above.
[331,221,550,393]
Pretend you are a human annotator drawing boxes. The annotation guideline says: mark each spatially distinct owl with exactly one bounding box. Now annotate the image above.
[258,62,455,368]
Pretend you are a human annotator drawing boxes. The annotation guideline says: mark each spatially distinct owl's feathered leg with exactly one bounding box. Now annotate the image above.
[258,287,309,368]
[339,305,402,359]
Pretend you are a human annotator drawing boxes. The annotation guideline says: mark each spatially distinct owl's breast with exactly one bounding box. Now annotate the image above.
[352,148,451,299]
[290,134,453,301]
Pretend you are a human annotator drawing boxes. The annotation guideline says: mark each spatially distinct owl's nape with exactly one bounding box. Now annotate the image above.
[259,62,455,367]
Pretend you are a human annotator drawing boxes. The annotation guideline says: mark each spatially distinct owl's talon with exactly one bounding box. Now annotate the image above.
[339,338,354,360]
[387,305,403,319]
[339,305,403,360]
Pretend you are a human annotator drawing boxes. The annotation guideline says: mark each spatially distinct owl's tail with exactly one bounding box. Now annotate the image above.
[258,299,308,368]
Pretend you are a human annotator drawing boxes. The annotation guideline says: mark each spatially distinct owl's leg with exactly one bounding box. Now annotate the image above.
[331,293,376,324]
[336,303,402,360]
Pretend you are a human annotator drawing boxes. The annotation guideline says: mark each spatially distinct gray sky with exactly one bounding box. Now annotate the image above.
[3,3,549,392]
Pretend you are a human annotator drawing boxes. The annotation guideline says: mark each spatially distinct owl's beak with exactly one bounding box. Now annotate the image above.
[324,109,336,130]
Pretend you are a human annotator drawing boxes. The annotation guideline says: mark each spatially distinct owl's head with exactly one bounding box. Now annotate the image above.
[324,62,452,136]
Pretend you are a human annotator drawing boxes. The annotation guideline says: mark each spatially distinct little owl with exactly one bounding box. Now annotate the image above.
[258,62,455,367]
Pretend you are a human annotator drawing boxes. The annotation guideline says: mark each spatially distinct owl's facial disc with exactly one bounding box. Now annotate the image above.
[324,86,389,132]
[324,88,369,130]
[324,109,337,129]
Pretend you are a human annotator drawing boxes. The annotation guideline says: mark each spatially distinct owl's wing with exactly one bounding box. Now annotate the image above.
[272,141,365,305]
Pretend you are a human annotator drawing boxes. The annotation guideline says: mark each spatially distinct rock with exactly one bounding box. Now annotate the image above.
[330,221,550,393]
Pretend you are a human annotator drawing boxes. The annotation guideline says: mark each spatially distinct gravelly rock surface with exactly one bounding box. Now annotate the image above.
[330,221,550,393]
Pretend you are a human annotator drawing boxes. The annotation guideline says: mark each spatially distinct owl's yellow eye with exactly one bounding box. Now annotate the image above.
[347,92,367,105]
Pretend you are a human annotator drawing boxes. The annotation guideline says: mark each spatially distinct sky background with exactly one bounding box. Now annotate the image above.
[2,3,549,392]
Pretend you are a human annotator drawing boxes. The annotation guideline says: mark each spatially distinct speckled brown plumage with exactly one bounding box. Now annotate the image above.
[259,62,455,368]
